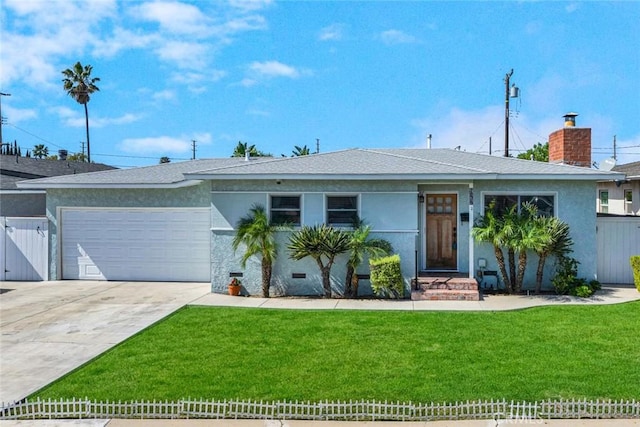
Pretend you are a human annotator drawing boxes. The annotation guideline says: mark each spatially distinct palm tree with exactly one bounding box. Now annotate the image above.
[232,205,280,298]
[62,62,100,163]
[288,224,350,298]
[472,203,512,293]
[291,145,311,156]
[511,203,551,293]
[533,216,573,293]
[344,224,393,298]
[33,144,48,159]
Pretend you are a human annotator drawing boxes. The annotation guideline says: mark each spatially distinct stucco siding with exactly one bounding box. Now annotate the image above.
[212,230,415,297]
[1,193,46,217]
[45,184,210,280]
[210,181,419,296]
[473,180,598,289]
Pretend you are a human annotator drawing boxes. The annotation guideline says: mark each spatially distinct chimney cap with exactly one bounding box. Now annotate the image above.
[563,112,578,127]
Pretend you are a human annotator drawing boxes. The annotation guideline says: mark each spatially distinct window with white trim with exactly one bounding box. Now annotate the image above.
[599,190,609,214]
[624,189,632,214]
[484,194,555,217]
[270,195,301,226]
[326,195,358,226]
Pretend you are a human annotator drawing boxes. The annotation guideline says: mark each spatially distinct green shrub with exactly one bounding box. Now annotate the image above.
[551,257,600,298]
[370,254,404,298]
[574,285,594,298]
[631,256,640,292]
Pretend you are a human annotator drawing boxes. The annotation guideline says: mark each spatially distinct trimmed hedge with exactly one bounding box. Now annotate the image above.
[631,255,640,292]
[370,254,404,298]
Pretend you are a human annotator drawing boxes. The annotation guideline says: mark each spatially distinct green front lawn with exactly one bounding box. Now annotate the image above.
[33,302,640,402]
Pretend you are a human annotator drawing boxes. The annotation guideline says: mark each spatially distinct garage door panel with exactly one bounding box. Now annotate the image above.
[61,208,210,282]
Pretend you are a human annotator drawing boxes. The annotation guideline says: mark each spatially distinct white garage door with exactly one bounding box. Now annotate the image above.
[61,208,210,282]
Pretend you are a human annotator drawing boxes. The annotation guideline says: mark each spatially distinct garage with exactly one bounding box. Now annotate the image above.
[60,208,211,282]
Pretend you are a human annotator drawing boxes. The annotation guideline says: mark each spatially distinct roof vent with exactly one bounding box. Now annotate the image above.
[563,112,578,127]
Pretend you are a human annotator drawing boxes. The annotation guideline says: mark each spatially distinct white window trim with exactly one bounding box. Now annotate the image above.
[480,191,558,217]
[269,193,303,226]
[324,193,360,227]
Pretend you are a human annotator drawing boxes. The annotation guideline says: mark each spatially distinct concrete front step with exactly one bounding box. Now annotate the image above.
[412,277,479,291]
[411,289,480,301]
[411,276,480,301]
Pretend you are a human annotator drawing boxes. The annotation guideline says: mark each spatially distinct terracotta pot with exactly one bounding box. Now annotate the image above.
[228,285,241,296]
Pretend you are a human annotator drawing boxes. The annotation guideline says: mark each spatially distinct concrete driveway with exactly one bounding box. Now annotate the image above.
[0,281,211,403]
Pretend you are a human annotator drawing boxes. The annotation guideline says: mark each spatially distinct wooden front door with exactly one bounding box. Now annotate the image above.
[425,194,457,270]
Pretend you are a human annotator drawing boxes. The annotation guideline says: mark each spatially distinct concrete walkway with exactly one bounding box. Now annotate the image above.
[1,281,638,427]
[192,284,640,311]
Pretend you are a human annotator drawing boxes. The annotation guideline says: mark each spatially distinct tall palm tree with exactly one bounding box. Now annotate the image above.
[288,224,350,298]
[62,62,100,163]
[344,224,393,298]
[232,205,279,297]
[533,216,573,293]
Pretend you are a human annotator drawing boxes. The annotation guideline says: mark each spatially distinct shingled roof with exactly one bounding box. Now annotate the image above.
[16,149,624,189]
[612,161,640,179]
[1,155,115,190]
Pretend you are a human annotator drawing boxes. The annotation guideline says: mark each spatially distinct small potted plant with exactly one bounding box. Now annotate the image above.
[228,277,242,296]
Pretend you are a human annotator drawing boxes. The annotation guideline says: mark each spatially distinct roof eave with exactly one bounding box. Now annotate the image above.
[16,180,203,190]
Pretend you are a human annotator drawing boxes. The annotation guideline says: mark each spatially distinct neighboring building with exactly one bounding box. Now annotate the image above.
[0,154,115,217]
[18,121,622,294]
[596,161,640,216]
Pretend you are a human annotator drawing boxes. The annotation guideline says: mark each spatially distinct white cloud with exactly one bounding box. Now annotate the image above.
[156,41,210,70]
[152,90,176,102]
[249,60,300,78]
[228,0,273,13]
[52,106,141,128]
[2,105,37,123]
[565,3,580,13]
[379,29,418,45]
[319,24,345,41]
[131,1,213,36]
[119,133,213,154]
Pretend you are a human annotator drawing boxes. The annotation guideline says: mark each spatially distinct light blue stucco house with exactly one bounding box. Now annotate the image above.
[18,144,622,297]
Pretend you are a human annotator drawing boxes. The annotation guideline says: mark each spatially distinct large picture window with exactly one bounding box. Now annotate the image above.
[484,194,555,217]
[327,195,358,226]
[271,195,301,225]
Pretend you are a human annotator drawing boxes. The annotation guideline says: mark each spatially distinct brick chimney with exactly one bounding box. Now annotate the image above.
[548,113,591,167]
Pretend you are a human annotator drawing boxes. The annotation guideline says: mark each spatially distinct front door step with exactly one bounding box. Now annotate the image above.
[411,277,480,301]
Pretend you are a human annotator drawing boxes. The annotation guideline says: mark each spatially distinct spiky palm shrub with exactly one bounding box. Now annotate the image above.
[344,224,393,298]
[511,203,551,293]
[232,205,279,298]
[288,225,350,298]
[472,204,512,293]
[534,216,573,294]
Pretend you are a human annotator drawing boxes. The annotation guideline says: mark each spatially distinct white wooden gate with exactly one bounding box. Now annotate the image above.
[0,217,48,281]
[596,216,640,284]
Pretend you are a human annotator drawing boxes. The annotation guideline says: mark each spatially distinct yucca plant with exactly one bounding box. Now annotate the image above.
[288,224,350,298]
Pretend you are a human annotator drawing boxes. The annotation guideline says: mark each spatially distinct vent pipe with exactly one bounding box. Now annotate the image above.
[427,134,432,149]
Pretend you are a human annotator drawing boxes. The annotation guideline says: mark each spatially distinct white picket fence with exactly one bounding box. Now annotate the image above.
[1,398,639,421]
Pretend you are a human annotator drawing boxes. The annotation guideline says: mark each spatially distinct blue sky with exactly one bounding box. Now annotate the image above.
[1,0,639,168]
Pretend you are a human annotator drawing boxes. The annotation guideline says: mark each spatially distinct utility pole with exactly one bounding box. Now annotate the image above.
[613,135,617,161]
[191,140,196,160]
[504,70,513,157]
[316,138,320,154]
[0,92,11,145]
[80,141,86,159]
[489,136,492,156]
